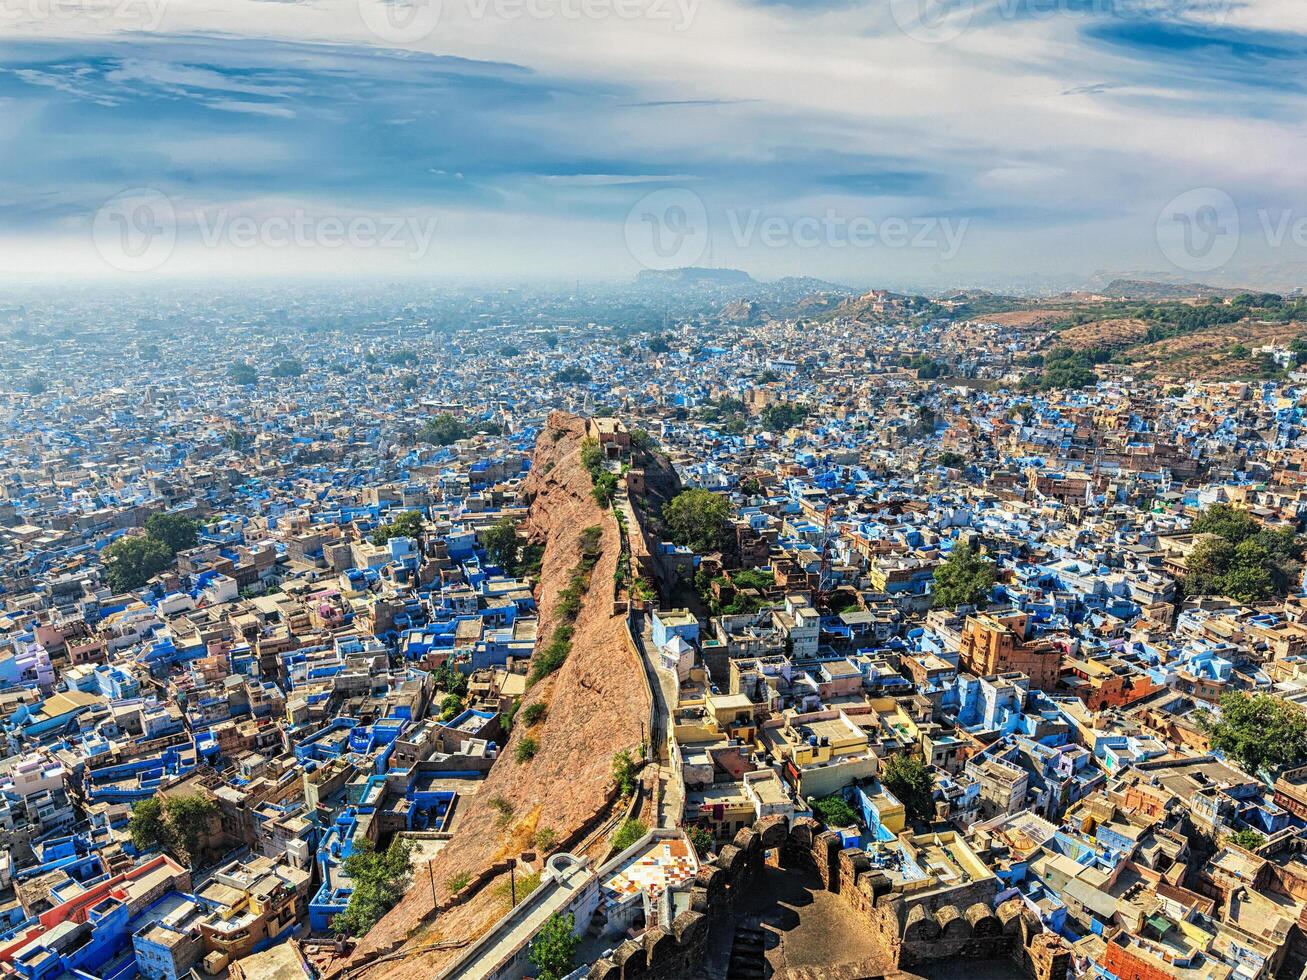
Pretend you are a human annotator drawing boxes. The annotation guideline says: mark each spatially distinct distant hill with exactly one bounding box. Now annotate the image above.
[769,275,855,296]
[635,266,754,285]
[719,299,767,325]
[1097,279,1241,301]
[824,289,935,322]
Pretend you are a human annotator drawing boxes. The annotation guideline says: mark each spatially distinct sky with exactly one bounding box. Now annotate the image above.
[1,0,1306,290]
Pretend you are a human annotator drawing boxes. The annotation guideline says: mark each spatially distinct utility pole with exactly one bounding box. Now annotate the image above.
[428,858,437,909]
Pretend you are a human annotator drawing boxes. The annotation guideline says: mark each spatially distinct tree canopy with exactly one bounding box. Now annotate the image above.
[809,793,857,828]
[228,361,258,385]
[1183,505,1302,603]
[529,912,580,980]
[483,516,520,569]
[332,838,414,937]
[880,754,935,824]
[103,535,173,592]
[126,793,218,863]
[373,510,425,545]
[145,513,199,555]
[1228,828,1266,851]
[1204,692,1307,776]
[268,357,304,378]
[663,489,733,555]
[128,797,169,852]
[165,794,219,860]
[760,402,808,431]
[417,413,470,446]
[931,543,996,609]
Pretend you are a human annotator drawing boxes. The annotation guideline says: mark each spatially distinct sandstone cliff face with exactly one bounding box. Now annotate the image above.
[343,411,651,972]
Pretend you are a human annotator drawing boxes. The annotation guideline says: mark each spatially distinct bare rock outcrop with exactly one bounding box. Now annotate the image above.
[340,411,651,975]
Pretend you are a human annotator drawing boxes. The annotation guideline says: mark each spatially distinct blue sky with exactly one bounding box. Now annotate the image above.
[2,0,1305,288]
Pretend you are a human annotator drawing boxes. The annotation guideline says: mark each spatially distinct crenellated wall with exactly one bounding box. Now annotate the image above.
[587,813,1069,980]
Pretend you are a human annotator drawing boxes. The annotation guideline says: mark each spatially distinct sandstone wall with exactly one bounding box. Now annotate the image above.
[588,815,1070,980]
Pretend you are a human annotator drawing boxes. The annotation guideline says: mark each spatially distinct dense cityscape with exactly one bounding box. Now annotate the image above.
[1,274,1306,980]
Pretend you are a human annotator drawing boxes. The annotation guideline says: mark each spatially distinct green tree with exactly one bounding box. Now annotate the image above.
[1204,692,1307,776]
[760,403,807,431]
[612,749,638,797]
[268,358,304,378]
[145,513,199,555]
[103,535,173,592]
[228,361,258,385]
[439,693,463,721]
[223,429,251,451]
[936,450,965,469]
[591,470,618,506]
[1222,556,1276,605]
[880,754,935,824]
[433,662,468,698]
[164,794,219,861]
[686,826,714,856]
[529,912,580,980]
[128,797,169,852]
[483,516,520,570]
[332,838,414,937]
[663,489,733,554]
[1228,828,1266,851]
[629,429,657,453]
[1193,504,1262,545]
[1182,513,1302,603]
[1183,536,1236,596]
[611,818,648,852]
[417,413,470,445]
[809,794,857,828]
[931,543,996,609]
[374,510,425,545]
[552,365,591,384]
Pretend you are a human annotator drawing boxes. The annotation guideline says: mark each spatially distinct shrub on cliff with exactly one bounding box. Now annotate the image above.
[612,750,638,796]
[515,736,539,763]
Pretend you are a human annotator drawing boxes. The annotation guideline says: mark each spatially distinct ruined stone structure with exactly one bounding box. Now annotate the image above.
[586,814,1070,980]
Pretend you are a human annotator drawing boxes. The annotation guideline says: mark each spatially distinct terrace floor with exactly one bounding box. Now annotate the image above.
[701,863,892,979]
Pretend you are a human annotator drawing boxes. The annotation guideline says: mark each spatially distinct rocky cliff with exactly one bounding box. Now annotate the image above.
[338,411,651,979]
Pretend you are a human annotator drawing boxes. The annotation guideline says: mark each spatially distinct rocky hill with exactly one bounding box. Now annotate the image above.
[336,412,651,980]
